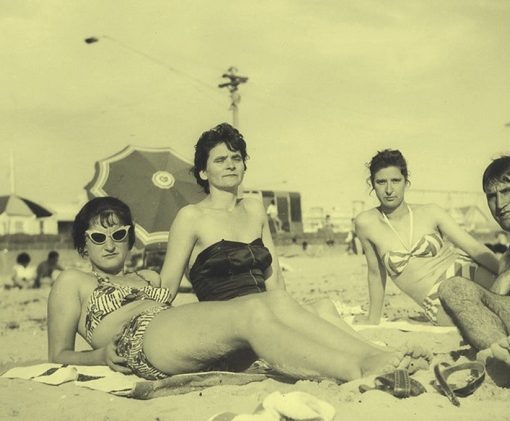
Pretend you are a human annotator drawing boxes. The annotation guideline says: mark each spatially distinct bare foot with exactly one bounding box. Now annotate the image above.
[361,343,431,376]
[477,336,510,365]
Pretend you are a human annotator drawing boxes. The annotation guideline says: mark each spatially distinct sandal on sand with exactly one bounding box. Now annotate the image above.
[433,361,485,407]
[359,369,427,399]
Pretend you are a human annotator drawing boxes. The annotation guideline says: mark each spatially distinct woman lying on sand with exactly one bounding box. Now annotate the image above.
[160,123,358,331]
[48,197,430,381]
[355,149,499,326]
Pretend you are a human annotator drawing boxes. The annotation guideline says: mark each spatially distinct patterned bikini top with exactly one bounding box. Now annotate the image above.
[381,205,444,278]
[85,271,172,343]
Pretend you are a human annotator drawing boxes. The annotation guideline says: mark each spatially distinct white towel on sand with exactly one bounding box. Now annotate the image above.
[1,363,279,399]
[343,315,459,334]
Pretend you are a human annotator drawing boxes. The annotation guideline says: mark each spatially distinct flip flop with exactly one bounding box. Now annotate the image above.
[359,369,427,398]
[433,361,486,407]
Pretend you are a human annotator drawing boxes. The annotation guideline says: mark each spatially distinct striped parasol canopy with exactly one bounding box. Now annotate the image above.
[0,194,53,218]
[85,145,206,246]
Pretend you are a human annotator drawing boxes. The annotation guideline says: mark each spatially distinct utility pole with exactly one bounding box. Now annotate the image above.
[218,67,248,128]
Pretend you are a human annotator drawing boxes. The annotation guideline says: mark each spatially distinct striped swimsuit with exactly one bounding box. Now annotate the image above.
[85,272,173,379]
[381,205,478,324]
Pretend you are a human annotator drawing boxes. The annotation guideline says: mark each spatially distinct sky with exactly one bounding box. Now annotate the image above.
[1,0,509,215]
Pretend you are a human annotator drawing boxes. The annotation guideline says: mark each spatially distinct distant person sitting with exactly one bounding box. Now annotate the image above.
[34,251,63,288]
[10,252,36,289]
[266,200,282,233]
[485,231,509,256]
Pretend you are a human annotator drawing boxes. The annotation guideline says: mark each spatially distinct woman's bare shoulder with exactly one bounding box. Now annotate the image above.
[355,208,380,227]
[176,203,204,220]
[411,203,444,218]
[51,268,92,296]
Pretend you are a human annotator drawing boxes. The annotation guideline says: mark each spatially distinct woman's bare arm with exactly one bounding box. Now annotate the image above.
[431,204,499,275]
[355,215,387,324]
[258,200,286,290]
[48,269,131,374]
[160,206,199,299]
[47,270,130,372]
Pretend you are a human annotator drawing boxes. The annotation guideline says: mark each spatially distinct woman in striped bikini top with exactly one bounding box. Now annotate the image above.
[382,232,445,278]
[85,271,173,343]
[354,149,499,325]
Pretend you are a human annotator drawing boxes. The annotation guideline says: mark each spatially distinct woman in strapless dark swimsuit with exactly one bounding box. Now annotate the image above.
[160,123,419,356]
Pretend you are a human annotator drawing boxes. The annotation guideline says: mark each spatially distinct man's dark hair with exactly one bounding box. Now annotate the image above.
[482,155,510,192]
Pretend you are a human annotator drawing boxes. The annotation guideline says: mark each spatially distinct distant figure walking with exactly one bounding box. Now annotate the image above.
[266,199,282,233]
[345,218,362,255]
[323,214,335,247]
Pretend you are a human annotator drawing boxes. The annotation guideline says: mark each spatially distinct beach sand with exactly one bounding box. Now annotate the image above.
[1,247,509,420]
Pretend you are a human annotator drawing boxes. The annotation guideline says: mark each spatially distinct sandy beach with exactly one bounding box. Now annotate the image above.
[1,247,510,420]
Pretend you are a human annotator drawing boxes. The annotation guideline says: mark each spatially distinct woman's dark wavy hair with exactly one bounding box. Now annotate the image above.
[192,122,249,193]
[72,197,136,256]
[482,155,510,192]
[366,149,409,187]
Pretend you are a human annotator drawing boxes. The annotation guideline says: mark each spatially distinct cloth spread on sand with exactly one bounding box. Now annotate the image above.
[343,315,460,334]
[1,363,285,399]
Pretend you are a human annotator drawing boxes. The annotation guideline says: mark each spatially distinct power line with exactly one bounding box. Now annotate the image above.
[84,35,224,106]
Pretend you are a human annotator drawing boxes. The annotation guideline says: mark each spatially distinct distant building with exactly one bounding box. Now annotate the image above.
[0,194,56,235]
[448,205,496,233]
[302,207,352,233]
[243,190,303,235]
[48,202,83,238]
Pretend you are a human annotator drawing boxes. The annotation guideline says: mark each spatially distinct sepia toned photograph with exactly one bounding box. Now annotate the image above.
[1,1,510,419]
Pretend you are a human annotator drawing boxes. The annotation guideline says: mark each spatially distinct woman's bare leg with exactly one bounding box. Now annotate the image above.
[303,299,388,351]
[143,298,363,380]
[259,291,401,356]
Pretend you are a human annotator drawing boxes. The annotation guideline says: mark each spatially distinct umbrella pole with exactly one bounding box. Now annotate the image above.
[142,248,148,270]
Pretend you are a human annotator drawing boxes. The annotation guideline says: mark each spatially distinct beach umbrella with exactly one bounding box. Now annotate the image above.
[0,194,53,218]
[85,145,206,246]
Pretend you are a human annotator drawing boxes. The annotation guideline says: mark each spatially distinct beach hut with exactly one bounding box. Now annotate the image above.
[0,195,54,235]
[243,189,303,235]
